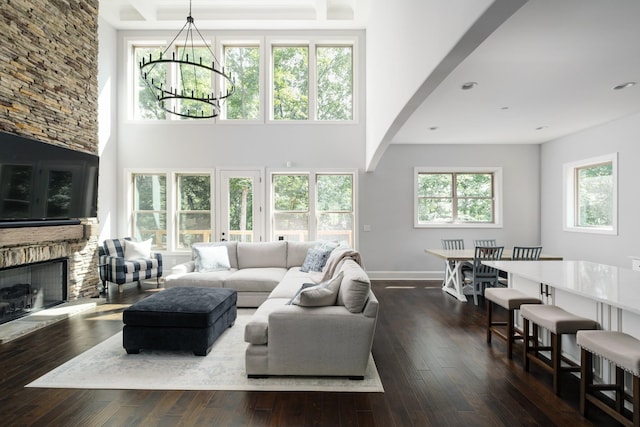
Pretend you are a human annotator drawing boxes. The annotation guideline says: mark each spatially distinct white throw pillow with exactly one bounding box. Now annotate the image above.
[124,239,152,260]
[293,271,344,307]
[194,245,231,272]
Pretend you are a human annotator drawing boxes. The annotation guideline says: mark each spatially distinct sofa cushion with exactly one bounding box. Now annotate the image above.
[286,241,316,268]
[300,247,331,272]
[293,271,343,307]
[244,298,290,344]
[193,245,231,272]
[337,259,371,313]
[164,269,236,288]
[268,268,315,299]
[192,241,238,269]
[224,267,287,292]
[238,241,287,269]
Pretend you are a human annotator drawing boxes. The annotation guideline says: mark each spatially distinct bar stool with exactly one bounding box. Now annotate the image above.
[577,330,640,427]
[520,304,598,395]
[484,288,541,359]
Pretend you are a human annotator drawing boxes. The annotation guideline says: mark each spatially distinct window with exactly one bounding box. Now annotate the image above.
[316,46,353,121]
[272,45,309,120]
[222,44,261,121]
[564,153,617,234]
[133,45,167,120]
[130,35,357,122]
[271,171,356,245]
[272,174,309,240]
[132,174,167,249]
[414,167,502,228]
[176,174,212,249]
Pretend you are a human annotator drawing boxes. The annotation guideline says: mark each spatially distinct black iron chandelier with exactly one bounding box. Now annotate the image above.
[139,1,235,119]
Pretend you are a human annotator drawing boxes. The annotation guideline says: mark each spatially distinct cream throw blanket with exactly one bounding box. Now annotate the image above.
[310,247,363,283]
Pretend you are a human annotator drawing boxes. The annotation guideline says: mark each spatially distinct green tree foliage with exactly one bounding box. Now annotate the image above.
[225,46,260,120]
[134,175,167,247]
[177,46,213,118]
[273,175,309,210]
[273,47,309,120]
[228,177,253,232]
[136,46,167,120]
[317,174,352,211]
[317,46,353,120]
[578,163,612,226]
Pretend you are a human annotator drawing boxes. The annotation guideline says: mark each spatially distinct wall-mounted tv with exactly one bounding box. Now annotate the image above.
[0,130,99,227]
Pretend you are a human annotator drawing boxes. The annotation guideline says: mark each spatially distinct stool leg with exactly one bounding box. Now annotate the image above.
[552,332,561,395]
[616,366,624,414]
[580,348,592,417]
[507,308,514,359]
[523,318,530,371]
[486,302,493,344]
[633,373,640,427]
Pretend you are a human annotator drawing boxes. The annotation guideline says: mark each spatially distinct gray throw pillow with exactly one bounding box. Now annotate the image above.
[287,282,317,305]
[293,271,344,307]
[300,247,331,272]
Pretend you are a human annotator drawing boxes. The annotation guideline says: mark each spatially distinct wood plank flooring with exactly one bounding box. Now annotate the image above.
[0,280,620,426]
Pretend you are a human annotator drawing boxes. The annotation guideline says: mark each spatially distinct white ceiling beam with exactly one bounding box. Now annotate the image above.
[129,0,158,22]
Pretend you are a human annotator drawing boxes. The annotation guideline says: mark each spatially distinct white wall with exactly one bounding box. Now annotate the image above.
[360,143,541,278]
[541,112,640,267]
[97,18,118,242]
[365,0,495,169]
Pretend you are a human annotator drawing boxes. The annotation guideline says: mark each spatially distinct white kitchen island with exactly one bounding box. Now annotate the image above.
[483,260,640,368]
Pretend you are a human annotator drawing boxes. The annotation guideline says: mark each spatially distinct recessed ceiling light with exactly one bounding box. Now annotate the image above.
[500,106,509,110]
[535,126,547,131]
[613,82,636,90]
[461,82,477,90]
[429,126,439,131]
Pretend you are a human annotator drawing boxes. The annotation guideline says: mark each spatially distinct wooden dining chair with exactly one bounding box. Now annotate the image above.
[474,239,497,247]
[512,246,542,260]
[463,246,504,305]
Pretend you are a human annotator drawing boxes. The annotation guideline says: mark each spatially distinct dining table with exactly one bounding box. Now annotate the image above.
[424,248,563,302]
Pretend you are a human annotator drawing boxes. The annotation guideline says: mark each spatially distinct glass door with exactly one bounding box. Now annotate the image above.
[218,170,263,242]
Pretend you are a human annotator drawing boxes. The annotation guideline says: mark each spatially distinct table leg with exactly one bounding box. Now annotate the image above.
[442,260,467,302]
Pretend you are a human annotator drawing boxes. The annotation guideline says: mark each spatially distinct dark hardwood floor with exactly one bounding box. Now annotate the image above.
[0,280,620,426]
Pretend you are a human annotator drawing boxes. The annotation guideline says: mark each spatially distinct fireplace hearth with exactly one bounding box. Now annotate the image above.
[0,258,67,324]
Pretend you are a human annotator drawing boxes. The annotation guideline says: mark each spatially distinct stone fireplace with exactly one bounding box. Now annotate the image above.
[0,0,101,311]
[0,222,100,310]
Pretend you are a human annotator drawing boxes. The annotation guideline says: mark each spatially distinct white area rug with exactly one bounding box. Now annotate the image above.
[27,310,384,392]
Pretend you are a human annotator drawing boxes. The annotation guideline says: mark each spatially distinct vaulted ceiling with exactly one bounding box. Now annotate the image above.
[99,0,640,145]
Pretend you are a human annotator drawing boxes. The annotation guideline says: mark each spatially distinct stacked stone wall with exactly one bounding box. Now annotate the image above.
[0,0,100,298]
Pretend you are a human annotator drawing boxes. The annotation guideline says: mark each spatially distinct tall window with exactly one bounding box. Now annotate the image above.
[317,174,353,243]
[272,174,309,240]
[132,174,167,249]
[227,177,255,242]
[223,45,260,120]
[415,167,502,228]
[316,46,353,121]
[271,172,355,245]
[176,174,212,248]
[133,45,167,120]
[131,36,357,122]
[564,153,617,234]
[272,46,309,120]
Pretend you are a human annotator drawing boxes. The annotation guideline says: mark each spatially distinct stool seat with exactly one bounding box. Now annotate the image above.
[521,304,598,395]
[485,288,541,310]
[577,330,640,376]
[520,304,598,334]
[484,288,541,359]
[577,330,640,427]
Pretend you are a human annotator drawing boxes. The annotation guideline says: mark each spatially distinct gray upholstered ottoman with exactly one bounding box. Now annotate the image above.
[123,287,237,356]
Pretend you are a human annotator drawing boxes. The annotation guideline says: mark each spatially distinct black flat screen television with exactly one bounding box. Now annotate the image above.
[0,131,99,228]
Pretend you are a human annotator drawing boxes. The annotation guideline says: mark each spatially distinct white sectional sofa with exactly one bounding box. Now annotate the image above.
[165,240,379,379]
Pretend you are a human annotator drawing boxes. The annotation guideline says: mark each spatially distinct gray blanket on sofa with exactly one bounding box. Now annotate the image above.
[312,247,363,283]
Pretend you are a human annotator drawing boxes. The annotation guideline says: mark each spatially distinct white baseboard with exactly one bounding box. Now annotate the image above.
[366,271,443,281]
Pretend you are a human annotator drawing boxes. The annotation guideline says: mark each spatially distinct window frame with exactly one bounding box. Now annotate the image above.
[414,167,503,229]
[130,172,168,250]
[563,153,618,235]
[267,169,358,246]
[175,173,214,249]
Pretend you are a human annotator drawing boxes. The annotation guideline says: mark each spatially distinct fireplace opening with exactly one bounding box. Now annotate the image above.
[0,258,68,324]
